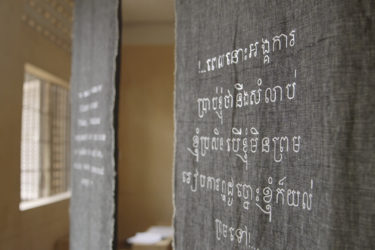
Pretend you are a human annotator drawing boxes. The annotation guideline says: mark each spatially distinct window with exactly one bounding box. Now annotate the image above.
[20,64,70,210]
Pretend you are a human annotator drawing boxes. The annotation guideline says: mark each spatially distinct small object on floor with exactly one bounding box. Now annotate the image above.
[128,232,163,245]
[124,226,173,250]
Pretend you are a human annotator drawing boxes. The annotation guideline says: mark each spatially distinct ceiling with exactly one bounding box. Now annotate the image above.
[121,0,175,24]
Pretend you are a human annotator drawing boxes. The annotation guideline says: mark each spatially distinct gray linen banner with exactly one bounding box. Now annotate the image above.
[174,1,375,249]
[69,0,119,249]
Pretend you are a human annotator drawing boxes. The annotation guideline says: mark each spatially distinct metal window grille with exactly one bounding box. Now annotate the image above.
[20,72,70,201]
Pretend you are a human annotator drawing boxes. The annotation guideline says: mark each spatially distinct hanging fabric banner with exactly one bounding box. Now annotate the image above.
[174,1,375,249]
[70,0,119,249]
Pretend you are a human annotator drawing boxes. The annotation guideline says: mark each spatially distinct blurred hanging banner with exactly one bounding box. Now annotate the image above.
[174,1,375,249]
[70,0,119,249]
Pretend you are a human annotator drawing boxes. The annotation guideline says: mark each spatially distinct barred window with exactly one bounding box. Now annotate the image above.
[20,64,70,210]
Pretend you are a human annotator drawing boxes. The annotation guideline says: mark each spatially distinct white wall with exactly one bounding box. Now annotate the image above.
[0,1,71,249]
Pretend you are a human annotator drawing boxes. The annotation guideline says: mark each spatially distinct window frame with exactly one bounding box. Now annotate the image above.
[19,63,71,211]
